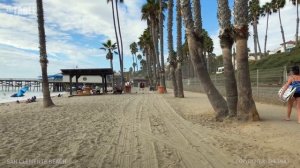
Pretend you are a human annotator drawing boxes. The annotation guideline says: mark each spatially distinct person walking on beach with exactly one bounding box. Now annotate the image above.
[285,69,296,121]
[139,82,145,94]
[281,65,300,123]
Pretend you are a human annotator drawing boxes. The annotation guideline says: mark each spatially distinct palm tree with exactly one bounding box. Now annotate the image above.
[217,0,238,117]
[36,0,54,107]
[129,42,138,73]
[261,2,274,55]
[138,28,154,86]
[142,0,160,86]
[107,0,124,89]
[115,0,124,63]
[168,0,178,97]
[140,59,147,72]
[202,29,214,72]
[159,0,166,92]
[100,40,117,70]
[249,0,262,59]
[234,0,260,121]
[137,54,142,71]
[176,0,184,98]
[272,0,287,52]
[291,0,300,45]
[181,0,229,121]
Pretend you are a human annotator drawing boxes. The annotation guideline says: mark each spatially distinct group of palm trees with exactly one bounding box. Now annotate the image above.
[250,0,299,58]
[136,0,187,97]
[36,0,298,123]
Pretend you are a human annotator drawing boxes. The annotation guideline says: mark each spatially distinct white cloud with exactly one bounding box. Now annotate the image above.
[0,0,147,78]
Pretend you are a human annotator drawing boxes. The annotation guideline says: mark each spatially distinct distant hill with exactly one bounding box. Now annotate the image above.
[249,47,300,70]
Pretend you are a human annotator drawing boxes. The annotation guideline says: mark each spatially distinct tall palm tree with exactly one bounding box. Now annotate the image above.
[107,0,124,89]
[217,0,238,117]
[142,0,160,86]
[291,0,300,45]
[261,2,274,55]
[36,0,54,107]
[115,0,124,63]
[176,0,184,98]
[138,28,154,86]
[129,42,138,73]
[168,0,178,97]
[234,0,260,121]
[272,0,287,52]
[100,40,117,70]
[159,0,166,92]
[249,0,262,59]
[181,0,229,121]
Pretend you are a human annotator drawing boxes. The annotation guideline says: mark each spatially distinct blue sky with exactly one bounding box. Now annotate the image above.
[0,0,296,78]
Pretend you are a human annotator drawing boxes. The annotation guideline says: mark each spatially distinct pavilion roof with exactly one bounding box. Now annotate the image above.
[61,68,113,77]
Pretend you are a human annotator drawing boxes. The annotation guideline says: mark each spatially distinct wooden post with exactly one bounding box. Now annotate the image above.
[69,75,73,96]
[101,75,105,94]
[104,75,107,93]
[76,75,80,90]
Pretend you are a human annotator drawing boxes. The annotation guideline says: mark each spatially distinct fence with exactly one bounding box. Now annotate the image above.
[166,66,289,105]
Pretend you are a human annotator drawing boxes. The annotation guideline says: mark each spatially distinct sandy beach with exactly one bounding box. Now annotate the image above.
[0,89,300,168]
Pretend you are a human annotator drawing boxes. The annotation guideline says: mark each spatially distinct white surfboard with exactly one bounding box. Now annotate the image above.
[278,85,297,102]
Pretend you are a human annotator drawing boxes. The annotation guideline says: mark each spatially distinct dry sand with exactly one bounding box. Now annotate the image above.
[0,89,299,168]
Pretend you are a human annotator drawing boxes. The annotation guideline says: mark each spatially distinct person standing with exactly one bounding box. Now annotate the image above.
[281,65,300,123]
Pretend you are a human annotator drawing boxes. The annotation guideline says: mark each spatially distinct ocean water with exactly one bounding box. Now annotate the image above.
[0,90,65,103]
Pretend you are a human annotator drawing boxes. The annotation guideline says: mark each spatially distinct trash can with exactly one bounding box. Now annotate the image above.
[125,86,131,93]
[158,86,165,94]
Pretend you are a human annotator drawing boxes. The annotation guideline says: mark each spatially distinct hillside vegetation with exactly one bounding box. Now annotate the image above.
[249,47,300,70]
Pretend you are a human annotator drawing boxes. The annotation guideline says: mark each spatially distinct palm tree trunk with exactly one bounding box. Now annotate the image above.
[110,59,114,86]
[110,1,123,88]
[110,59,113,70]
[217,0,237,117]
[115,0,124,88]
[146,50,153,86]
[252,22,258,60]
[150,21,159,86]
[155,25,161,83]
[255,24,262,55]
[193,0,202,34]
[253,13,262,56]
[168,0,178,97]
[278,9,287,52]
[176,0,184,98]
[264,12,269,55]
[235,37,259,120]
[159,0,166,91]
[36,0,54,107]
[234,0,259,121]
[181,0,228,121]
[193,0,207,66]
[135,54,139,72]
[151,47,157,85]
[132,55,135,73]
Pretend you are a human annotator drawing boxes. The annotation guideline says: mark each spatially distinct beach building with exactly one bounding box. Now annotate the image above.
[269,40,296,54]
[61,68,114,96]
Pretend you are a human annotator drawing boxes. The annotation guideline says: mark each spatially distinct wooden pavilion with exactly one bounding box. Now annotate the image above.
[61,68,114,96]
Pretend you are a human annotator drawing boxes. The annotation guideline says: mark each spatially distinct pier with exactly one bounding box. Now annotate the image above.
[0,78,65,92]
